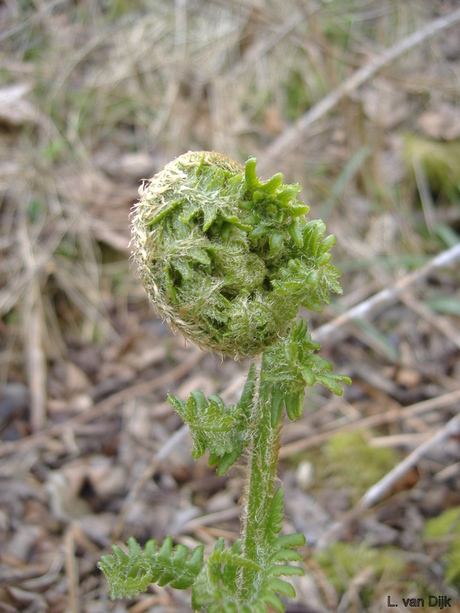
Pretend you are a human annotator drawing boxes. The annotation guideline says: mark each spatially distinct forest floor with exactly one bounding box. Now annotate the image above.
[1,1,460,611]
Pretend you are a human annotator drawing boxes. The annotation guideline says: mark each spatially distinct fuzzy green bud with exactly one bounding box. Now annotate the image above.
[131,151,341,358]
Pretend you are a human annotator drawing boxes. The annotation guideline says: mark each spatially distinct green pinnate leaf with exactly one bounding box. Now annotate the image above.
[190,526,305,613]
[274,533,307,550]
[267,565,304,577]
[288,219,304,246]
[262,318,350,422]
[262,172,284,193]
[245,157,259,189]
[269,231,283,252]
[316,373,352,396]
[270,387,284,428]
[98,536,204,600]
[267,578,296,598]
[269,549,303,563]
[266,488,285,543]
[273,254,341,313]
[168,365,257,474]
[192,539,264,611]
[261,590,285,612]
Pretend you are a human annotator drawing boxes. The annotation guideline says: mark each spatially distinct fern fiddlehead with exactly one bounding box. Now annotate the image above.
[99,151,351,611]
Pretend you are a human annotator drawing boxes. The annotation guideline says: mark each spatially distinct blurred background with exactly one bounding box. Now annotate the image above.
[1,1,460,611]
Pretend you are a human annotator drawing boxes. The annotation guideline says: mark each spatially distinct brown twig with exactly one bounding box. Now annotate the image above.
[20,219,46,432]
[258,7,460,174]
[360,411,460,509]
[400,291,460,351]
[317,409,460,548]
[314,242,460,347]
[280,388,460,458]
[64,527,80,613]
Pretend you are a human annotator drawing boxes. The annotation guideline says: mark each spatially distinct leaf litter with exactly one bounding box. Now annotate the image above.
[1,1,460,611]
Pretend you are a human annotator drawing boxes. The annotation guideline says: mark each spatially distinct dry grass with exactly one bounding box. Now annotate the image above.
[1,0,460,611]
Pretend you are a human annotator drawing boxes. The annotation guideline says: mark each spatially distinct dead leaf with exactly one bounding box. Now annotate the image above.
[65,362,91,395]
[395,367,421,389]
[0,84,38,126]
[360,79,409,128]
[417,103,460,140]
[263,105,284,136]
[86,456,127,499]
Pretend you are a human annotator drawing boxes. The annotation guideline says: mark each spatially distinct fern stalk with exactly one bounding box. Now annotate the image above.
[241,363,281,598]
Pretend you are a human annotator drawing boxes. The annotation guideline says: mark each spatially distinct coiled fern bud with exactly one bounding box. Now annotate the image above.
[131,151,341,358]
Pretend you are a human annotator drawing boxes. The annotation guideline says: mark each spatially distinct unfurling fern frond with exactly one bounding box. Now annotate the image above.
[101,152,351,612]
[263,318,351,425]
[168,364,257,475]
[98,536,204,600]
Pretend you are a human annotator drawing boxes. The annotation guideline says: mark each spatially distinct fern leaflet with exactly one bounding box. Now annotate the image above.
[263,318,351,425]
[98,536,204,600]
[192,488,305,613]
[168,364,256,475]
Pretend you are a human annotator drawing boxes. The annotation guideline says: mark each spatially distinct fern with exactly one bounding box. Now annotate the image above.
[256,488,305,613]
[192,489,305,613]
[263,318,351,425]
[191,539,262,612]
[168,364,257,475]
[101,152,351,610]
[99,489,305,613]
[98,536,204,600]
[271,220,342,312]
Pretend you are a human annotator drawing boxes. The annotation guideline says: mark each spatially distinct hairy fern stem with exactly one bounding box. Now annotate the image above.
[241,357,282,599]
